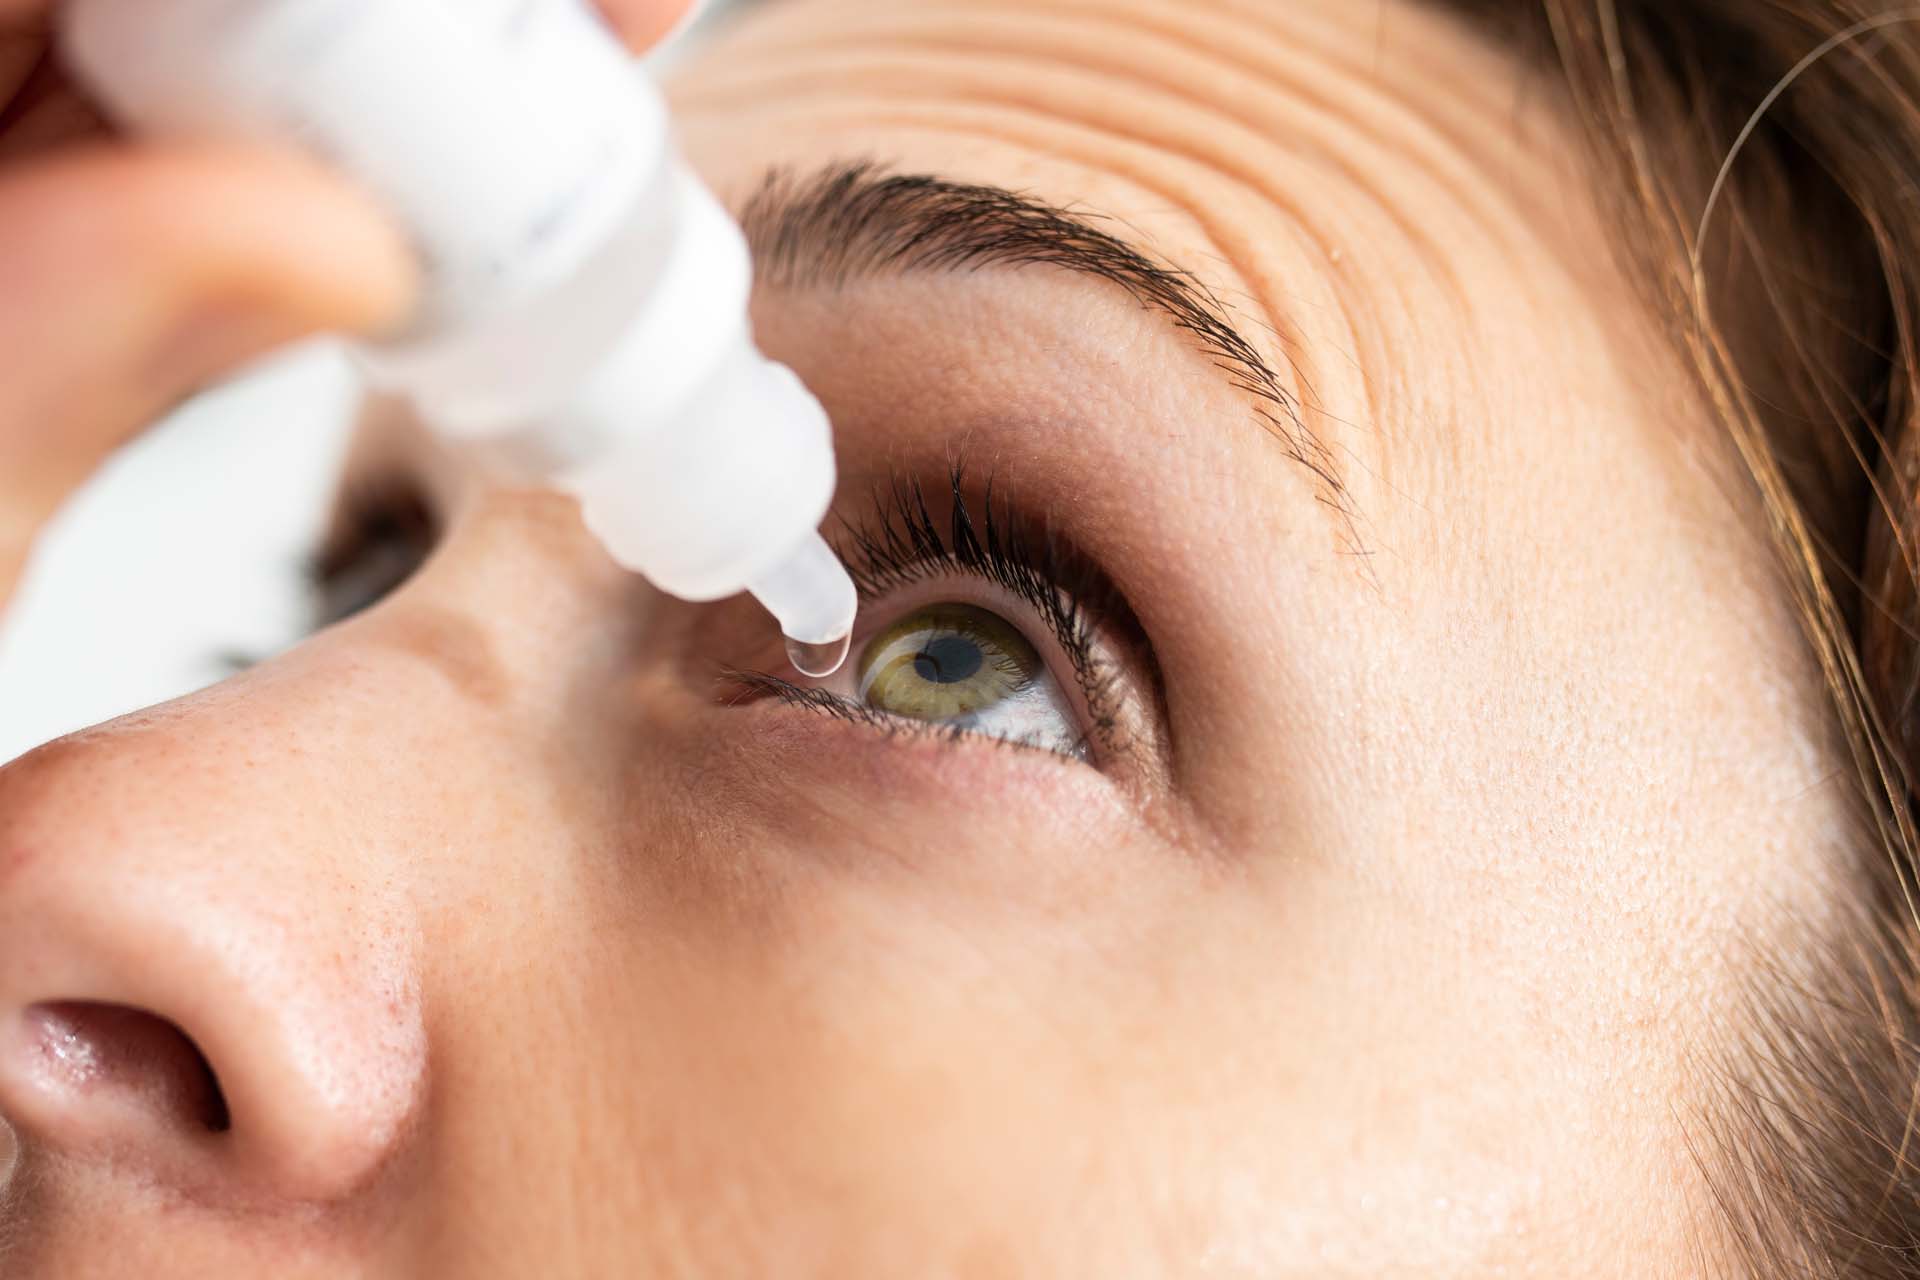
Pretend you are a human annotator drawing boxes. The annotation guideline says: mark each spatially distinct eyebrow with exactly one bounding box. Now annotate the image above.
[738,162,1352,527]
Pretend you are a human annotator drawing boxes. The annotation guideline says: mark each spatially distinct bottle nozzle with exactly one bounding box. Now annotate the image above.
[748,530,858,678]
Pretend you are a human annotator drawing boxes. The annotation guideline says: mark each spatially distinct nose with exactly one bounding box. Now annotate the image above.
[0,699,426,1206]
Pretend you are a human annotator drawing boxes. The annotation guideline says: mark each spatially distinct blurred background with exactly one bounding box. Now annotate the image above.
[0,0,736,764]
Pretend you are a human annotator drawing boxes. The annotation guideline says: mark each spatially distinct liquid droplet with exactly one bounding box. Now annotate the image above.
[787,630,851,679]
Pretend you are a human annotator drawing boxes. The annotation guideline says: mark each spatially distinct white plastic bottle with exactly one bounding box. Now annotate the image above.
[57,0,859,676]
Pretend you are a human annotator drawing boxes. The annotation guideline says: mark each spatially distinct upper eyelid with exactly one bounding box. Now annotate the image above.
[835,470,1107,654]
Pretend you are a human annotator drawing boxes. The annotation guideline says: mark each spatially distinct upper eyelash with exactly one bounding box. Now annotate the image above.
[836,463,1125,744]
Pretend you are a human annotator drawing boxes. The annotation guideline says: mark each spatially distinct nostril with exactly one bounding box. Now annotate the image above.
[20,1003,230,1135]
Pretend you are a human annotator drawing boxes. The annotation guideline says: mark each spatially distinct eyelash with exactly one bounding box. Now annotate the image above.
[729,463,1130,758]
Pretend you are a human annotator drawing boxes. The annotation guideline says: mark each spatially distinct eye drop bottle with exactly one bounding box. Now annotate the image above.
[57,0,859,676]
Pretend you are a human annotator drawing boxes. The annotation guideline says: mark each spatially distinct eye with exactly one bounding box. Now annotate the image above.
[307,476,439,630]
[854,601,1086,758]
[722,464,1160,772]
[205,473,439,672]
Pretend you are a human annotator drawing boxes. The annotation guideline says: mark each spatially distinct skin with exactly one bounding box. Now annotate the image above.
[0,0,1860,1275]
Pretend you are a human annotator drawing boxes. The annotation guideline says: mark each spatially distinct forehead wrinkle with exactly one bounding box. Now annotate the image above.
[737,0,1536,279]
[681,40,1477,326]
[683,0,1618,587]
[697,0,1549,288]
[687,40,1554,555]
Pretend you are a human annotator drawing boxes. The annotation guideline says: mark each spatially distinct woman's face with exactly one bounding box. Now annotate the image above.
[0,0,1851,1274]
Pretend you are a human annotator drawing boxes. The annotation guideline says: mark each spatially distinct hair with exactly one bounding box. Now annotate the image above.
[1431,0,1920,1272]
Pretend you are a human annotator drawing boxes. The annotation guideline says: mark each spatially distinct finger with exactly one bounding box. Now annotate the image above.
[595,0,701,51]
[0,142,415,596]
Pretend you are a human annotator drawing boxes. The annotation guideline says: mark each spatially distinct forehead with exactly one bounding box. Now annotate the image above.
[669,0,1695,550]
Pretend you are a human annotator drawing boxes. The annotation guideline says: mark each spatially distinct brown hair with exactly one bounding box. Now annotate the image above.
[1439,0,1920,1272]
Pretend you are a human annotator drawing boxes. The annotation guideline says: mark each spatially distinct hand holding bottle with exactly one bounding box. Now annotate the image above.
[0,0,693,610]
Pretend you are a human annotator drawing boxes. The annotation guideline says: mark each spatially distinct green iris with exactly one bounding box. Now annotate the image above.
[857,603,1042,721]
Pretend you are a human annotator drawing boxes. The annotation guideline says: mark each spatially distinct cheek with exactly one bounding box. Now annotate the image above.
[533,841,1220,1266]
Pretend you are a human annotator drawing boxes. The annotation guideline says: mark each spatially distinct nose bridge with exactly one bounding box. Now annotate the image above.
[0,682,428,1204]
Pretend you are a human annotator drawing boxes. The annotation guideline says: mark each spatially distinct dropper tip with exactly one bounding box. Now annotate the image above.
[785,631,852,679]
[748,530,859,681]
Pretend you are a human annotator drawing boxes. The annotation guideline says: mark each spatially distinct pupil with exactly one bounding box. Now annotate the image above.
[913,635,983,684]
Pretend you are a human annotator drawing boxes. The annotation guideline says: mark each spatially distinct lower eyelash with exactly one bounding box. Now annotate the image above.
[722,669,1092,760]
[725,669,890,728]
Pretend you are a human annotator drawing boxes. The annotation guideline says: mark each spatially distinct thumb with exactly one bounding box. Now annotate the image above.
[0,142,415,590]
